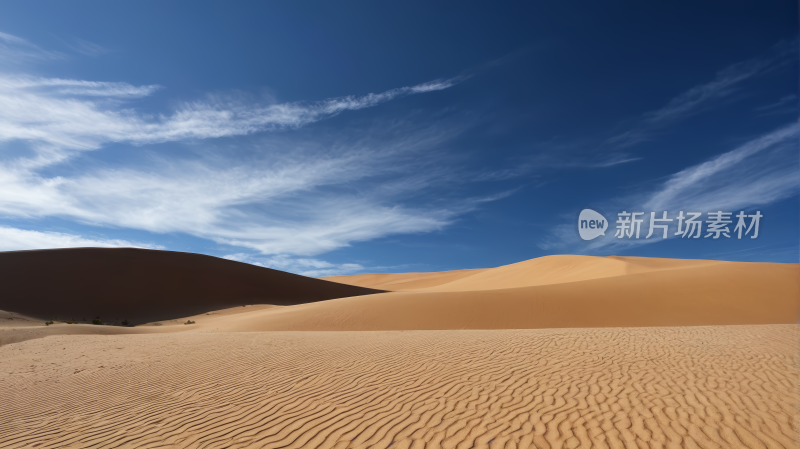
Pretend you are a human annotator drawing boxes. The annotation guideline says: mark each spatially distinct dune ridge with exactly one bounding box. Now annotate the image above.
[0,248,384,325]
[309,256,800,331]
[321,268,488,291]
[1,251,798,448]
[323,255,737,292]
[2,252,796,334]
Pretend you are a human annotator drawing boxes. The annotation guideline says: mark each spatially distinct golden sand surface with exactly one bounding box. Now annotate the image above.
[1,325,797,449]
[1,253,796,333]
[1,252,798,448]
[322,256,793,293]
[321,268,488,291]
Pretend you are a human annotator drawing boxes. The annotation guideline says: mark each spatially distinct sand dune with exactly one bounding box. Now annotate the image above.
[0,248,383,326]
[1,253,798,448]
[9,254,794,337]
[322,268,488,291]
[415,256,726,292]
[0,305,287,347]
[263,257,800,331]
[10,255,794,337]
[2,253,796,335]
[1,325,796,449]
[324,255,734,292]
[0,310,42,328]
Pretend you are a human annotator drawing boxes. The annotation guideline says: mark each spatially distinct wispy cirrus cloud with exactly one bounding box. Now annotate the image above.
[1,76,161,97]
[642,123,800,213]
[0,72,461,167]
[64,37,110,57]
[755,94,797,116]
[0,50,496,258]
[474,142,642,183]
[526,41,796,201]
[223,253,365,277]
[541,123,800,253]
[0,31,66,62]
[0,226,164,252]
[0,124,468,256]
[606,40,796,149]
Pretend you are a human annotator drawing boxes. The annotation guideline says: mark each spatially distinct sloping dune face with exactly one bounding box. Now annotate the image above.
[305,256,800,331]
[0,248,383,325]
[1,255,797,449]
[321,268,488,291]
[324,255,727,292]
[417,255,726,292]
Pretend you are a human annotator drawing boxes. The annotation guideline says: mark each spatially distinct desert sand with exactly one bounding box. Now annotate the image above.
[1,326,797,448]
[0,249,798,448]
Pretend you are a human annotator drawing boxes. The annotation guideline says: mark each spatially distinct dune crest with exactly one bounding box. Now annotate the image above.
[312,255,800,331]
[1,252,797,448]
[322,268,488,291]
[2,251,797,335]
[0,248,384,325]
[324,255,729,292]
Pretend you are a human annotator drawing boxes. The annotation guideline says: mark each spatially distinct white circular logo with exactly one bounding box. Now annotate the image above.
[578,209,608,240]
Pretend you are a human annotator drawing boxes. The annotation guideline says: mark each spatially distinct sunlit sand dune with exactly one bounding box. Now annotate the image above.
[324,255,737,292]
[416,255,727,292]
[0,305,282,347]
[322,268,488,291]
[285,257,800,331]
[2,253,796,334]
[1,251,797,449]
[1,325,796,449]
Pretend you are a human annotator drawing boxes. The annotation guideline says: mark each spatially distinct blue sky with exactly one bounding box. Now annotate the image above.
[0,1,797,275]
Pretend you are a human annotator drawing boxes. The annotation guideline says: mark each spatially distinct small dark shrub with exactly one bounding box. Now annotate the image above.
[185,320,195,325]
[121,319,129,326]
[45,321,54,326]
[92,318,103,325]
[66,318,76,324]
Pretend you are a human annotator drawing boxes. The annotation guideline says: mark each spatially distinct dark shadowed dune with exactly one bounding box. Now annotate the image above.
[0,248,384,325]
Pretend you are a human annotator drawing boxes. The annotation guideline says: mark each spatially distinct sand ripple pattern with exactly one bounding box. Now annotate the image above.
[1,325,798,448]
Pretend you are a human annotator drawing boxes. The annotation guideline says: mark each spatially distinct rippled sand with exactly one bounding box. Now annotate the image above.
[2,325,797,449]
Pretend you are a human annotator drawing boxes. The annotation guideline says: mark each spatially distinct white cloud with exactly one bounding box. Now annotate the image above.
[0,226,163,251]
[0,32,28,45]
[640,59,766,125]
[65,37,110,57]
[223,253,364,277]
[474,146,641,182]
[0,53,487,257]
[0,34,513,259]
[2,77,162,97]
[0,31,66,62]
[607,41,795,149]
[755,94,797,116]
[0,71,460,167]
[542,123,800,253]
[516,41,795,176]
[643,123,800,213]
[0,123,470,255]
